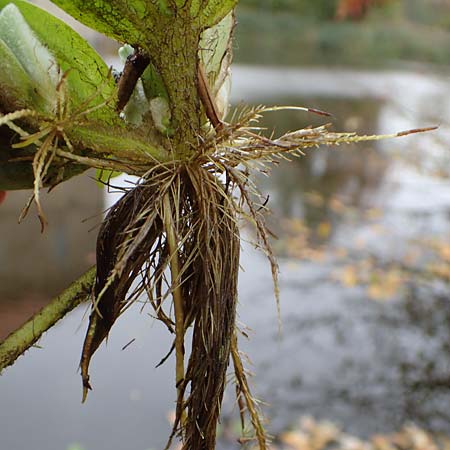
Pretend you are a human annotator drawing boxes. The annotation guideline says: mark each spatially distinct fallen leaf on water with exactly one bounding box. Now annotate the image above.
[437,244,450,262]
[372,435,397,450]
[280,430,309,450]
[340,265,359,287]
[317,222,331,240]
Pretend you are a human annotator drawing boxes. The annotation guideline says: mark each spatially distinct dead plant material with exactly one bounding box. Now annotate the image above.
[76,103,437,448]
[79,161,266,448]
[81,173,168,400]
[116,47,150,112]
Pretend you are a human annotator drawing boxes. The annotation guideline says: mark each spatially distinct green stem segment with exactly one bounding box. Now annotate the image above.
[0,266,95,373]
[148,16,202,158]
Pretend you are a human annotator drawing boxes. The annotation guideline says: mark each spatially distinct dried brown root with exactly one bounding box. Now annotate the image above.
[81,169,171,401]
[79,161,269,449]
[232,332,268,449]
[177,165,241,450]
[76,103,437,446]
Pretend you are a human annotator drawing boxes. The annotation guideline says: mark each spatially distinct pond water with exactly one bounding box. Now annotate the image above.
[1,66,450,450]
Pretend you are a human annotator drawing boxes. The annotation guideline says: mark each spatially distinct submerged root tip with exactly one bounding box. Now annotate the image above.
[81,378,92,403]
[38,213,48,234]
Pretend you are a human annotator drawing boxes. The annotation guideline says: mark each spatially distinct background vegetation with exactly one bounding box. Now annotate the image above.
[235,0,450,67]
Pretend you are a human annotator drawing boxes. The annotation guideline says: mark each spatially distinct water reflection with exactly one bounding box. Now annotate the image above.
[250,96,387,246]
[224,66,450,440]
[1,66,450,450]
[0,173,100,340]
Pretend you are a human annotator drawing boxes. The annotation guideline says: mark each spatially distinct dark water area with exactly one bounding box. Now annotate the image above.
[224,67,450,442]
[1,66,450,450]
[0,173,100,340]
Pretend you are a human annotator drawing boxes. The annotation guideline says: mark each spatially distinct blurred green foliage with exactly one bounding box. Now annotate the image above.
[239,0,450,28]
[402,0,450,29]
[236,0,450,67]
[239,0,337,19]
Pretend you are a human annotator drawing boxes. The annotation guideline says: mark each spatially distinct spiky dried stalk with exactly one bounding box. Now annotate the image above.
[73,100,436,447]
[162,191,186,427]
[179,166,240,449]
[78,161,265,448]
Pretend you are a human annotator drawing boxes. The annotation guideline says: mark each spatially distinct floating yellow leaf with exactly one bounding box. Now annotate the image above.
[329,197,347,214]
[372,435,397,450]
[280,430,309,450]
[438,244,450,262]
[340,265,359,287]
[317,222,331,240]
[304,191,325,207]
[365,208,384,220]
[367,269,403,301]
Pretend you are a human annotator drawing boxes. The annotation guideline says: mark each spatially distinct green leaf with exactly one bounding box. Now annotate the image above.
[199,12,233,91]
[0,0,116,122]
[198,0,238,27]
[0,37,48,112]
[200,13,233,78]
[49,0,237,47]
[95,168,121,187]
[49,0,152,44]
[68,124,168,162]
[0,4,59,112]
[0,2,169,166]
[141,63,169,103]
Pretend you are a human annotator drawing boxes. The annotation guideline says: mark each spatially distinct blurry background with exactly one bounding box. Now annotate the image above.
[1,1,450,450]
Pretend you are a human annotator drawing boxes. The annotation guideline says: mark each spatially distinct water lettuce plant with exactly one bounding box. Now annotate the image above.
[0,1,434,449]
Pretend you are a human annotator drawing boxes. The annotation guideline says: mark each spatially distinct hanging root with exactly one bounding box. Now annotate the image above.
[76,102,437,447]
[162,191,186,426]
[178,165,241,450]
[232,332,268,449]
[79,160,268,448]
[81,167,173,401]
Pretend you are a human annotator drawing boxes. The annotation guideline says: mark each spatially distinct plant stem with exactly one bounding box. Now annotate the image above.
[150,19,201,158]
[0,266,95,373]
[231,333,267,449]
[162,193,185,409]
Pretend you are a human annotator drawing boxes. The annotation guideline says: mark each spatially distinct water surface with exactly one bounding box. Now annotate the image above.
[1,66,450,450]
